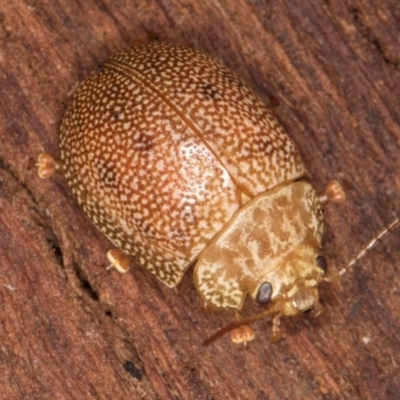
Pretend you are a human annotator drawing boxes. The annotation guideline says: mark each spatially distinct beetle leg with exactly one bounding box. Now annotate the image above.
[270,313,282,343]
[229,310,255,345]
[230,325,255,345]
[318,180,345,205]
[37,153,61,179]
[107,249,131,273]
[310,301,324,318]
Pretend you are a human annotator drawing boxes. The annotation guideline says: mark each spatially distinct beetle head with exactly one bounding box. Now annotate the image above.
[203,217,399,346]
[251,241,326,318]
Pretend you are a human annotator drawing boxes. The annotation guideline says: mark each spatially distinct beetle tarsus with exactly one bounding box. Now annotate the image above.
[37,153,60,179]
[107,249,131,274]
[318,180,346,205]
[230,325,255,345]
[270,313,282,343]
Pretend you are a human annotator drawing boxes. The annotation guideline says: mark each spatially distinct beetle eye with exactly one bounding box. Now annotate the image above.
[256,282,272,305]
[316,255,327,274]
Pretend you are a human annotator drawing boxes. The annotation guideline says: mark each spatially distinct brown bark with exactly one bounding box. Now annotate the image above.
[0,1,399,399]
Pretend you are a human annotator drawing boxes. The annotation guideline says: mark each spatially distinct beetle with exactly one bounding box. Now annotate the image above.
[37,41,399,344]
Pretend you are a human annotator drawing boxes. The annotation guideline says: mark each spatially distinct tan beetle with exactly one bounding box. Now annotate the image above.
[37,42,399,345]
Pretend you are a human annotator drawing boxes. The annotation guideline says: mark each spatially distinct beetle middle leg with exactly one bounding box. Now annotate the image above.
[107,248,131,273]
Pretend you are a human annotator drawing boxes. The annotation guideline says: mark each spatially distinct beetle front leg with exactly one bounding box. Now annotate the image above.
[318,180,345,205]
[231,325,255,345]
[310,301,324,318]
[107,249,131,273]
[229,311,255,345]
[270,313,283,343]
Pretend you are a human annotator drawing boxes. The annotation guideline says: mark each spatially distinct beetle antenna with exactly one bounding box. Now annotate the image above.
[203,304,281,346]
[324,216,400,282]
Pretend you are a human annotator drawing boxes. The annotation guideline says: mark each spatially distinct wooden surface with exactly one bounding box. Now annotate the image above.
[0,1,399,399]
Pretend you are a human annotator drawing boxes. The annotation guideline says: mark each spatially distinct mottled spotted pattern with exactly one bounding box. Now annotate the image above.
[60,42,307,288]
[195,181,323,309]
[107,42,305,196]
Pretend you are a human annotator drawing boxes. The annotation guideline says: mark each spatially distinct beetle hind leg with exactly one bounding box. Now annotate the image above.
[37,153,61,179]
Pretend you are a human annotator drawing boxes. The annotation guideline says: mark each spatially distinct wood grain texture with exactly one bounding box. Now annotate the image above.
[0,1,399,399]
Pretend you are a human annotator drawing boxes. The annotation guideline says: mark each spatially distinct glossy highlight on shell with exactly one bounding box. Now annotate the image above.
[60,42,307,290]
